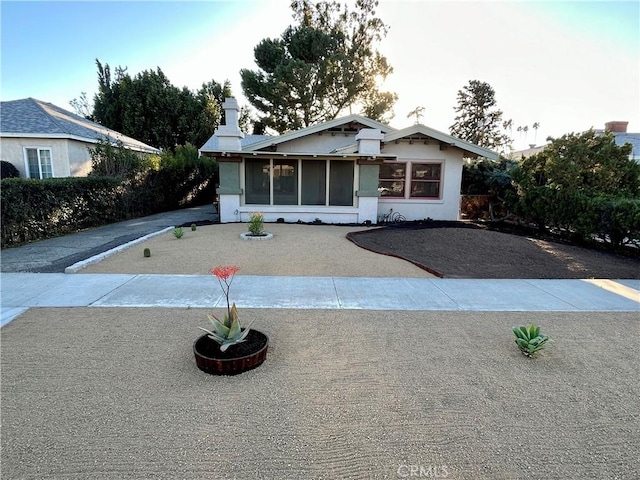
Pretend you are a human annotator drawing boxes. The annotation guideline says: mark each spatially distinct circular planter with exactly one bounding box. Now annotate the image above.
[240,232,273,241]
[193,329,269,376]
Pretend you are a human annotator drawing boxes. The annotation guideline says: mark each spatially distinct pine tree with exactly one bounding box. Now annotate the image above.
[450,80,510,151]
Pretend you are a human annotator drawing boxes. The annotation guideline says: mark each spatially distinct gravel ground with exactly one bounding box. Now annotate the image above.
[2,307,638,479]
[79,223,434,277]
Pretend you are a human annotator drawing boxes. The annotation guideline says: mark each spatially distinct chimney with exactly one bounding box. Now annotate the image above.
[355,129,384,155]
[214,98,244,151]
[605,121,628,133]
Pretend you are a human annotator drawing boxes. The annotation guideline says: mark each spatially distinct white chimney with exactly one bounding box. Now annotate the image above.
[355,129,384,155]
[214,98,244,151]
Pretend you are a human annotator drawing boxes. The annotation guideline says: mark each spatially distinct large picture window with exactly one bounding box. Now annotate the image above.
[245,158,354,206]
[410,163,441,198]
[378,163,406,197]
[25,148,53,179]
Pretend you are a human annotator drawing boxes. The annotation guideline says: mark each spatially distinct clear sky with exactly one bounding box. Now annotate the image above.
[1,0,638,150]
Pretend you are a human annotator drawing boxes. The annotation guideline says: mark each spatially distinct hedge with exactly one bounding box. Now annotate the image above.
[1,165,216,248]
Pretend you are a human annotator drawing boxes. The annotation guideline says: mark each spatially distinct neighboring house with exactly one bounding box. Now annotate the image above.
[200,98,498,224]
[511,121,639,162]
[595,121,640,162]
[0,98,160,179]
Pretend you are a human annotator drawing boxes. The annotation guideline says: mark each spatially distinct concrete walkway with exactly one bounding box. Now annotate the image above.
[1,204,639,327]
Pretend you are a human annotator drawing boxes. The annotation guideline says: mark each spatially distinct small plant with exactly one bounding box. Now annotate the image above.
[247,211,264,236]
[143,248,151,258]
[173,227,184,239]
[199,266,253,352]
[191,223,197,231]
[512,324,552,358]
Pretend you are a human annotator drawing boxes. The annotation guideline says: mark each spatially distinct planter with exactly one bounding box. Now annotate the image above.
[193,329,269,376]
[240,232,273,241]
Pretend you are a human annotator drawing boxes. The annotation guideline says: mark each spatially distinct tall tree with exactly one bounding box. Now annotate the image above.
[449,80,510,151]
[240,0,397,133]
[92,59,229,150]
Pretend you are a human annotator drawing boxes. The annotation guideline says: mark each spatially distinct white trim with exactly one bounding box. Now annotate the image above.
[23,146,54,179]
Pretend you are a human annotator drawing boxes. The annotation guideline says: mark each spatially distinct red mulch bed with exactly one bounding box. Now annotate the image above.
[347,221,640,279]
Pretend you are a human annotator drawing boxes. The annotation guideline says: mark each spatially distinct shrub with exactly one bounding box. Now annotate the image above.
[1,161,20,179]
[247,212,264,236]
[173,227,184,239]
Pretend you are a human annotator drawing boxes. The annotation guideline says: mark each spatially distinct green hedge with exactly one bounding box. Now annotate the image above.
[1,164,217,248]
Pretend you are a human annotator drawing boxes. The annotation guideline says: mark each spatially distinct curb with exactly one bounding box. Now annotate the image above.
[64,226,175,273]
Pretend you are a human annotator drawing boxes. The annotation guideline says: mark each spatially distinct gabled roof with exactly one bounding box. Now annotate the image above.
[383,124,499,160]
[0,98,160,153]
[243,114,396,152]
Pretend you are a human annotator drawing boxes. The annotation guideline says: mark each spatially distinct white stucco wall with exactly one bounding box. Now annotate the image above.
[0,137,93,177]
[378,141,464,221]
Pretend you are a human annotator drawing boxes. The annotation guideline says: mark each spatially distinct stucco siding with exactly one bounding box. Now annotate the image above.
[2,137,67,177]
[378,142,464,221]
[67,140,93,176]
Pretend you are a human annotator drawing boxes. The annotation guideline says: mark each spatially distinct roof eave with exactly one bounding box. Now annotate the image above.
[243,114,396,152]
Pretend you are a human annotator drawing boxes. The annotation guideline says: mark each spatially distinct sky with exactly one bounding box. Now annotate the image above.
[1,0,638,151]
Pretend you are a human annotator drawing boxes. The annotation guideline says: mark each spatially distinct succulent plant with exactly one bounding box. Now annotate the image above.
[191,223,197,231]
[199,303,252,352]
[512,324,552,358]
[143,247,151,258]
[173,227,184,239]
[199,266,253,352]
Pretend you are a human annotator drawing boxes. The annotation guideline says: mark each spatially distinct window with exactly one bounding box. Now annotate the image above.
[329,160,354,206]
[245,159,270,204]
[410,163,441,198]
[245,158,354,206]
[301,160,326,205]
[273,159,297,205]
[378,163,406,197]
[25,148,53,179]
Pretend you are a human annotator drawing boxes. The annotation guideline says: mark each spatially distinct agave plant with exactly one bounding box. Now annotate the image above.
[199,266,252,352]
[199,303,252,352]
[512,324,552,358]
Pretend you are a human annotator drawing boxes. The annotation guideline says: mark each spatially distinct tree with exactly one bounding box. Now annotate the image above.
[240,0,397,133]
[449,80,510,151]
[510,130,640,244]
[407,106,425,124]
[69,92,94,120]
[92,59,229,150]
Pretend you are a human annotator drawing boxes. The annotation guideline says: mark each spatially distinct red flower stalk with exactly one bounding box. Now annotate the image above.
[211,266,240,321]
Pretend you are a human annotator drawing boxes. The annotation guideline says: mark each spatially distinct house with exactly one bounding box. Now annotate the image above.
[0,98,160,178]
[200,98,499,224]
[596,121,640,162]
